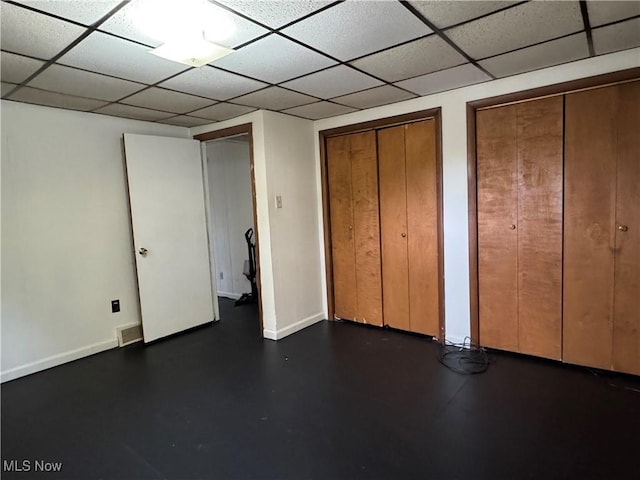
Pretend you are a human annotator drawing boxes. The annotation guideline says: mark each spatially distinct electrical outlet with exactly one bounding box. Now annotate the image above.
[276,195,283,209]
[111,299,120,313]
[220,272,224,280]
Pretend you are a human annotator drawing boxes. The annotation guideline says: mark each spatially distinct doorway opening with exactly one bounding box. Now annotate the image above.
[199,127,262,336]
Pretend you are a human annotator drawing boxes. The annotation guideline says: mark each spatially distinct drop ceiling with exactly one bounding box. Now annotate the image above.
[1,0,638,126]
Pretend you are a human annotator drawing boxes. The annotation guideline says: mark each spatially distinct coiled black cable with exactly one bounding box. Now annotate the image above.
[438,337,489,374]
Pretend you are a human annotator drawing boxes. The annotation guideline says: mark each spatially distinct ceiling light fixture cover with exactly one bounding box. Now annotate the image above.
[151,38,234,67]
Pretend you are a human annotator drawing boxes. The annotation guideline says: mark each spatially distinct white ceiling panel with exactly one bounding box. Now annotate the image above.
[8,86,108,111]
[350,34,466,82]
[57,31,189,84]
[17,0,123,26]
[122,87,215,114]
[218,0,333,28]
[0,3,86,60]
[232,86,317,110]
[332,85,417,109]
[158,115,213,127]
[159,66,267,101]
[2,82,18,97]
[29,64,146,101]
[94,103,173,121]
[282,101,357,120]
[409,1,520,29]
[395,63,490,96]
[190,102,257,121]
[587,1,640,27]
[99,0,268,48]
[593,17,640,55]
[212,34,336,84]
[1,52,45,84]
[480,33,590,79]
[281,1,432,61]
[447,1,584,60]
[282,65,383,99]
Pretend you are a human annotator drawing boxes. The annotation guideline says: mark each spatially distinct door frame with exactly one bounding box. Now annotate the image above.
[466,67,640,344]
[319,108,446,341]
[194,124,264,336]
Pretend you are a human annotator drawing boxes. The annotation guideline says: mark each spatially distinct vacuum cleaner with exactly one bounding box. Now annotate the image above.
[235,228,258,306]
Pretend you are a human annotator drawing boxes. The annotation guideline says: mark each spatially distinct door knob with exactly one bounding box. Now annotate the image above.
[401,233,407,238]
[138,247,148,257]
[618,225,628,232]
[509,224,516,230]
[348,225,353,230]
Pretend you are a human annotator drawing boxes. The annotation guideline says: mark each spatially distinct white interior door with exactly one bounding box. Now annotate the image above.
[124,133,215,343]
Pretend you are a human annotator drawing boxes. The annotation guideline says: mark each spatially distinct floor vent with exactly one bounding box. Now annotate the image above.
[117,324,143,347]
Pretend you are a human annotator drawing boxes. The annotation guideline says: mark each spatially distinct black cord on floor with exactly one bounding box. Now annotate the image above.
[438,337,489,375]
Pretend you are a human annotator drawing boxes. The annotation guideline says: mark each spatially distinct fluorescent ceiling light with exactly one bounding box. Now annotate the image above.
[151,38,234,67]
[132,0,236,43]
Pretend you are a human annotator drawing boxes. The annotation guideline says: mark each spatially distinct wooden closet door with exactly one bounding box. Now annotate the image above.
[612,81,640,375]
[476,105,519,351]
[564,86,618,369]
[327,135,357,320]
[476,98,562,357]
[516,97,563,359]
[351,131,383,326]
[405,120,440,336]
[378,126,410,331]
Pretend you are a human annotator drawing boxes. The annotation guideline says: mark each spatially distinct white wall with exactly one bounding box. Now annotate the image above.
[192,111,322,339]
[206,138,254,299]
[1,101,189,381]
[314,49,640,344]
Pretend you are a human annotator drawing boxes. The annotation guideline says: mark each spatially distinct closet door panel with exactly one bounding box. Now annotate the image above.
[613,81,640,375]
[477,105,519,351]
[516,97,563,360]
[405,120,439,336]
[378,126,410,331]
[351,131,383,326]
[564,87,618,369]
[327,135,357,320]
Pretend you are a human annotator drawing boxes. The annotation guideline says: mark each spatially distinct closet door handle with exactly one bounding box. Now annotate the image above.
[509,224,516,230]
[618,225,628,232]
[401,233,407,238]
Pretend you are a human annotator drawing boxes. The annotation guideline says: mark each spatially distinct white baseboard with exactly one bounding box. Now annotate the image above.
[1,338,118,383]
[263,312,325,340]
[218,291,242,300]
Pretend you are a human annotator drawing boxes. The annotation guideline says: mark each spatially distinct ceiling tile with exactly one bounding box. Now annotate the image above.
[94,103,174,121]
[16,0,122,25]
[282,101,357,120]
[8,86,108,111]
[29,64,146,101]
[282,65,384,98]
[332,85,417,109]
[122,87,215,114]
[1,52,45,84]
[212,34,336,84]
[480,33,590,78]
[218,0,333,28]
[57,31,189,84]
[592,17,640,55]
[2,82,19,97]
[409,1,520,29]
[159,66,267,101]
[99,0,268,48]
[447,1,584,60]
[395,63,490,96]
[232,86,317,110]
[350,35,466,82]
[587,1,640,27]
[281,1,432,61]
[190,102,257,121]
[158,115,213,127]
[0,3,86,60]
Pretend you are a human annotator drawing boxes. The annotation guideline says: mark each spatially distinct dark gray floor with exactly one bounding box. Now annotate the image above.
[2,298,639,480]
